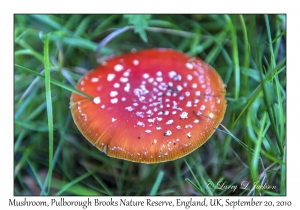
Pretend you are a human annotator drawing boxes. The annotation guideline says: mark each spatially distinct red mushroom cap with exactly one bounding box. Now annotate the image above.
[70,48,226,163]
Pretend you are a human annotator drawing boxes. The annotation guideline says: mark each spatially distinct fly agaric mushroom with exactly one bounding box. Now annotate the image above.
[70,48,226,163]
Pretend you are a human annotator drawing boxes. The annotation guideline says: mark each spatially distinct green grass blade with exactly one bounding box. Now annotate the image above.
[51,179,100,196]
[55,166,104,195]
[40,115,71,195]
[43,34,54,195]
[258,67,283,155]
[14,64,93,100]
[239,15,250,96]
[225,15,240,100]
[92,174,113,196]
[250,112,267,188]
[149,170,164,196]
[280,147,286,195]
[15,49,44,63]
[185,178,205,195]
[26,159,43,190]
[184,159,213,195]
[264,15,276,69]
[233,60,286,127]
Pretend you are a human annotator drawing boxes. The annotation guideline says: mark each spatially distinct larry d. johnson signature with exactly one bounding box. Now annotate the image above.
[205,179,277,193]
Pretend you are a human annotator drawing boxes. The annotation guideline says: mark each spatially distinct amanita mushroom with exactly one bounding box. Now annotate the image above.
[70,48,226,163]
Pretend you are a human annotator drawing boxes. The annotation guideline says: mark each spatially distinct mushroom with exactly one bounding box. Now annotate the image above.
[70,48,226,163]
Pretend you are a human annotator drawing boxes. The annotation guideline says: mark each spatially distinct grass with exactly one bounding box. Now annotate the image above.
[14,14,286,196]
